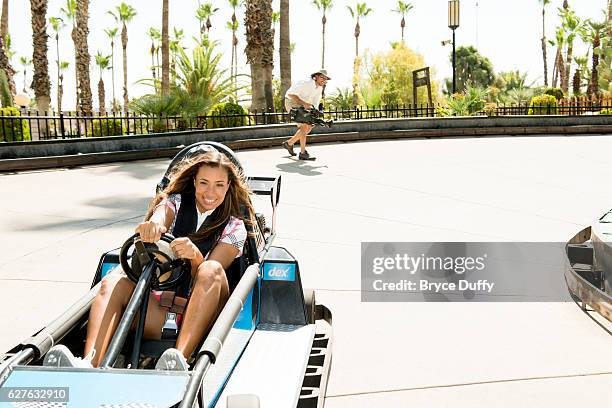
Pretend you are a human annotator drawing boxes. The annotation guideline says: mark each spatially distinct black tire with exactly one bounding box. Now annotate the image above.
[304,288,316,324]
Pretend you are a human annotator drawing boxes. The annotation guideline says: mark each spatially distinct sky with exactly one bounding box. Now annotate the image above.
[7,0,610,111]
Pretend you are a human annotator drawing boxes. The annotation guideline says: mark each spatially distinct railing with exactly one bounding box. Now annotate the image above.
[1,97,611,143]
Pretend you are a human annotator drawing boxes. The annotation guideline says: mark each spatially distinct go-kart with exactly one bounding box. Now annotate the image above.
[0,141,332,408]
[289,107,333,128]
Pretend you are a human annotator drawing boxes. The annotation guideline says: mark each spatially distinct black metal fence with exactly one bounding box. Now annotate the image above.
[1,99,611,143]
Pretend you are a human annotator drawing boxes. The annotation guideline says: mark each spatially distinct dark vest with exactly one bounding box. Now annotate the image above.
[173,192,229,297]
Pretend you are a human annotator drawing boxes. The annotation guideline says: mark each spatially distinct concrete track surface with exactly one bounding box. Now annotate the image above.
[1,135,611,407]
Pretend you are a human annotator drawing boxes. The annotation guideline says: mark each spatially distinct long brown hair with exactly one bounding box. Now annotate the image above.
[145,151,255,242]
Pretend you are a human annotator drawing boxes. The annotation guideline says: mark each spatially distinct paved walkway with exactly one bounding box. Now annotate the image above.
[1,135,611,406]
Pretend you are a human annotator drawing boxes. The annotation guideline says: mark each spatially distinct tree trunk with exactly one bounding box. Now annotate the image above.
[0,34,15,96]
[321,14,326,69]
[572,68,581,95]
[0,0,8,41]
[75,0,92,116]
[249,62,265,113]
[553,47,565,88]
[121,23,128,116]
[55,34,61,111]
[590,32,600,96]
[98,77,105,115]
[279,0,291,102]
[30,0,51,138]
[110,41,116,111]
[71,24,79,112]
[161,0,170,95]
[352,56,361,107]
[245,0,268,113]
[541,8,548,87]
[261,0,274,114]
[354,21,360,57]
[0,0,13,95]
[401,16,405,42]
[58,77,63,113]
[563,44,573,94]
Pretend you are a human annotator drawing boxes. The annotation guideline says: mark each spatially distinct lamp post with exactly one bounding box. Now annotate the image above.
[14,94,30,110]
[448,0,460,94]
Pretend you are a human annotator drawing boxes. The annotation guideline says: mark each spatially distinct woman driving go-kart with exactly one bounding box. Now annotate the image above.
[44,147,255,370]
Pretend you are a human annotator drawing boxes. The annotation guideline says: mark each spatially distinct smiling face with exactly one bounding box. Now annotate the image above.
[314,74,329,87]
[193,164,230,212]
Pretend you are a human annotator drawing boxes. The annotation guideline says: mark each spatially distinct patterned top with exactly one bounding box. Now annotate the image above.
[158,193,247,258]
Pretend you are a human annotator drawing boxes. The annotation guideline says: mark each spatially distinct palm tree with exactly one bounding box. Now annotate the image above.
[261,1,275,113]
[312,0,332,69]
[228,0,242,96]
[245,0,266,112]
[161,0,169,96]
[196,2,218,35]
[108,2,137,115]
[392,1,413,43]
[586,20,606,96]
[104,27,119,111]
[18,56,31,93]
[49,16,65,111]
[347,2,372,57]
[0,33,14,96]
[95,52,111,114]
[538,0,550,87]
[169,27,184,85]
[30,0,51,126]
[560,8,585,95]
[279,0,291,101]
[0,0,15,94]
[60,0,78,110]
[347,2,373,106]
[572,55,588,95]
[75,0,92,115]
[1,0,8,42]
[549,27,564,89]
[147,27,159,82]
[58,61,69,112]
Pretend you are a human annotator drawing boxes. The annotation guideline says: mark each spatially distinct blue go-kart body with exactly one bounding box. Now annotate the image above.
[0,142,332,408]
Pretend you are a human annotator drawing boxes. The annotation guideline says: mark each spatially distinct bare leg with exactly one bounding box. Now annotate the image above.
[287,125,305,147]
[175,260,229,359]
[84,274,168,367]
[299,125,313,153]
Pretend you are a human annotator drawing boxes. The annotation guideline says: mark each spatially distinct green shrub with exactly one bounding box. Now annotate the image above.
[599,108,612,115]
[439,84,488,116]
[543,88,564,101]
[483,102,498,116]
[528,94,558,115]
[0,107,30,141]
[207,101,246,129]
[90,118,125,137]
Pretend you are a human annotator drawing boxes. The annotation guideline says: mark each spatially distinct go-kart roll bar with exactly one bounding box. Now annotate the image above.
[100,254,156,368]
[179,263,260,408]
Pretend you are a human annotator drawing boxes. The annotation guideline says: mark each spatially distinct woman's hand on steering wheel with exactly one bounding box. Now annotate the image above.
[135,220,167,243]
[170,237,201,260]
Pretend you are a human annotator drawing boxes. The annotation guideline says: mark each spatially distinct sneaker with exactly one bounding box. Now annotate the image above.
[155,348,189,371]
[298,151,316,161]
[43,345,95,368]
[282,141,296,156]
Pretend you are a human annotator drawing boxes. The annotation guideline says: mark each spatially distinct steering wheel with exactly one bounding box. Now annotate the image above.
[119,233,191,291]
